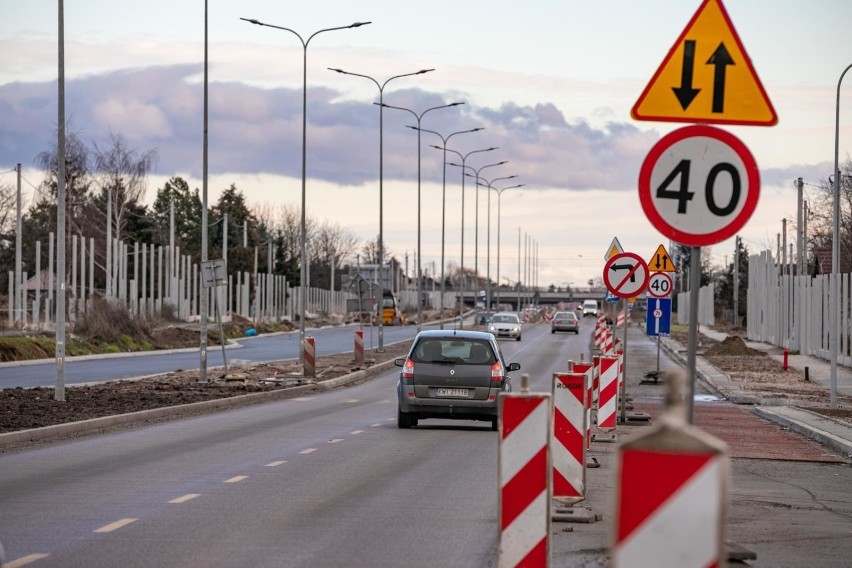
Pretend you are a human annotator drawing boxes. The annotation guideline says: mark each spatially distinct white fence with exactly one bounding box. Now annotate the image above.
[747,250,851,366]
[676,283,715,326]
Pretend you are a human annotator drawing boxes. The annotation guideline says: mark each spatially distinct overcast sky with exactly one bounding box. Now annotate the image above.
[1,0,851,289]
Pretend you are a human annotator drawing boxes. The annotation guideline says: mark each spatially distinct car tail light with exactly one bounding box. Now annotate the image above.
[402,357,415,380]
[491,362,503,382]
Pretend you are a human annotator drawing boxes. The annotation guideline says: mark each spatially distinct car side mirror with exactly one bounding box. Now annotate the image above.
[507,362,521,372]
[394,358,406,367]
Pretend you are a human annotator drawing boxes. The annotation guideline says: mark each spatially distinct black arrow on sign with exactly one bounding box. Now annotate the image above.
[672,39,700,110]
[707,42,734,114]
[655,254,669,270]
[610,263,636,282]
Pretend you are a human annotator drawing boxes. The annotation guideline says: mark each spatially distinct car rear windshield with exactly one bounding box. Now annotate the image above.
[412,339,496,365]
[556,313,577,321]
[492,315,518,323]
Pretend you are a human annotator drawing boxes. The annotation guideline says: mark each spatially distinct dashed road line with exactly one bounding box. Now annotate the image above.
[224,476,248,483]
[328,438,344,444]
[4,553,51,567]
[266,460,287,467]
[370,423,382,427]
[344,399,359,404]
[299,448,318,454]
[169,494,201,504]
[94,518,137,533]
[291,397,313,401]
[351,430,365,435]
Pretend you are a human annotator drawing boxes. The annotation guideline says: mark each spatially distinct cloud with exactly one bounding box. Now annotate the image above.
[0,64,829,196]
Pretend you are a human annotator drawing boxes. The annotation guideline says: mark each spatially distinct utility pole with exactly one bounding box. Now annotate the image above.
[15,163,21,325]
[733,236,739,327]
[796,177,804,274]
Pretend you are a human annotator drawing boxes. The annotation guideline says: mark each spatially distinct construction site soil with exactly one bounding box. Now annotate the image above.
[2,326,851,435]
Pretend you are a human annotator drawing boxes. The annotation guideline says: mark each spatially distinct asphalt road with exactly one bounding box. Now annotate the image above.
[1,321,429,389]
[3,319,852,567]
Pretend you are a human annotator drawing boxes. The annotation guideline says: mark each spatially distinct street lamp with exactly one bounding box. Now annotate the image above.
[413,126,484,328]
[489,183,525,308]
[457,161,507,299]
[378,101,464,331]
[328,67,434,349]
[475,174,517,310]
[438,146,498,328]
[830,62,852,406]
[240,17,369,363]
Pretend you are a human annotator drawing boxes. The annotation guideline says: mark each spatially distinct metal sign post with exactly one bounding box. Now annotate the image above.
[200,259,229,378]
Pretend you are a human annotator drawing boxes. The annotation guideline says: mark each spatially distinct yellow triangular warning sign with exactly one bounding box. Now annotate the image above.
[648,244,677,272]
[604,237,624,261]
[631,0,777,126]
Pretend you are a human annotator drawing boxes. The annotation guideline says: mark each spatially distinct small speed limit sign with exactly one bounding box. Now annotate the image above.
[647,272,673,298]
[638,125,759,247]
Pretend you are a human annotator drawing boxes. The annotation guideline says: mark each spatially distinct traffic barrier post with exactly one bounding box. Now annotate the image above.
[354,330,364,367]
[594,355,619,441]
[302,336,316,378]
[572,361,594,451]
[613,370,730,567]
[499,374,551,567]
[551,372,586,504]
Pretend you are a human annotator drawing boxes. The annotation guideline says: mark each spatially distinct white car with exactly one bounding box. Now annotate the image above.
[488,312,523,341]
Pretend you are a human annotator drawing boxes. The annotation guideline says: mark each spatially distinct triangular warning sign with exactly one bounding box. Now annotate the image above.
[648,244,676,272]
[604,237,624,261]
[631,0,777,126]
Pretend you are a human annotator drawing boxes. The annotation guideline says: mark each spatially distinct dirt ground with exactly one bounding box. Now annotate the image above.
[3,324,851,435]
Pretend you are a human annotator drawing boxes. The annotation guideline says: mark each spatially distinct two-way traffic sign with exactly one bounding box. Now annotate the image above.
[648,244,676,273]
[603,252,649,299]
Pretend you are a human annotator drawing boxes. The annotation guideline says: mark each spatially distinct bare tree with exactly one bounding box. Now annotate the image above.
[806,158,852,272]
[92,132,158,243]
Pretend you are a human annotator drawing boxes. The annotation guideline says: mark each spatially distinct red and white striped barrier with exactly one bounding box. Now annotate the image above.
[552,372,587,503]
[616,347,624,392]
[572,361,594,450]
[596,356,619,432]
[604,329,614,354]
[594,315,605,349]
[499,385,552,567]
[613,372,730,567]
[354,330,364,367]
[302,336,316,378]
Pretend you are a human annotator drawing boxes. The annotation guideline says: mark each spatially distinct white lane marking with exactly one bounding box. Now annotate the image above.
[224,476,248,483]
[370,423,382,427]
[328,438,344,444]
[4,553,51,567]
[266,460,287,467]
[386,418,394,421]
[300,448,318,454]
[94,518,137,533]
[169,494,201,504]
[378,399,393,404]
[344,399,359,404]
[291,397,313,401]
[351,430,364,435]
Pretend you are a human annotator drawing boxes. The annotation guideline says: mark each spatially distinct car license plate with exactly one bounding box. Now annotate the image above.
[436,388,469,398]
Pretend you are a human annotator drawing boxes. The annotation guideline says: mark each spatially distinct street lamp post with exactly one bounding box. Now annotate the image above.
[459,162,508,299]
[490,183,525,308]
[830,62,852,407]
[240,16,370,365]
[379,102,463,331]
[413,126,484,328]
[439,146,498,328]
[476,175,517,311]
[328,67,433,349]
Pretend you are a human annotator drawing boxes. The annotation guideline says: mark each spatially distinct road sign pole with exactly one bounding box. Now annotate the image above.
[620,300,628,424]
[685,246,701,424]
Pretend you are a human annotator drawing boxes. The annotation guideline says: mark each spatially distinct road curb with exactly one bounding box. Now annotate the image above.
[0,358,398,450]
[753,406,852,458]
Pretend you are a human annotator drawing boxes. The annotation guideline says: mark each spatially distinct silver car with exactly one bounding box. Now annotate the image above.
[488,312,523,341]
[395,330,521,430]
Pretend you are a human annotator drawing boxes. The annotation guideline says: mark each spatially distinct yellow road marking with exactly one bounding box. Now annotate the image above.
[94,518,137,533]
[266,460,287,467]
[169,494,201,504]
[224,476,248,483]
[4,553,51,567]
[299,448,317,454]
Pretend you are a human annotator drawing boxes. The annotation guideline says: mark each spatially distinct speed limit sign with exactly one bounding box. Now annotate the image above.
[638,125,759,246]
[647,272,673,298]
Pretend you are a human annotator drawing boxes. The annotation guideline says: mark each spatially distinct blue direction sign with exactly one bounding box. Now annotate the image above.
[605,290,620,304]
[646,298,672,337]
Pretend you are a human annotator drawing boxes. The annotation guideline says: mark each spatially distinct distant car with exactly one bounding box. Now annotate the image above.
[551,311,579,334]
[582,299,599,317]
[488,312,523,341]
[394,330,521,430]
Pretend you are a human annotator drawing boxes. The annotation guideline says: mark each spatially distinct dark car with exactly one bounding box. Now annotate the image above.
[551,311,580,334]
[394,329,521,430]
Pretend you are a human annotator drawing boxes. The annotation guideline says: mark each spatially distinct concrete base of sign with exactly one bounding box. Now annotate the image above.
[552,505,602,524]
[726,541,757,562]
[592,433,618,443]
[620,410,653,423]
